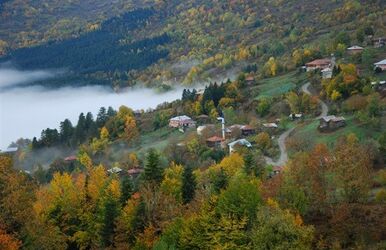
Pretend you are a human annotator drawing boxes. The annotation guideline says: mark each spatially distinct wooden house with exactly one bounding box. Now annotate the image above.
[206,136,225,148]
[318,115,346,132]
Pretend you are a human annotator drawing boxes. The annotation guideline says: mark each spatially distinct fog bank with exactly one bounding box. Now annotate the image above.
[0,69,182,150]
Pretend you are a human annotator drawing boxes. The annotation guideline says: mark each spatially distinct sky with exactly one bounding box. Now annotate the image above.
[0,67,182,150]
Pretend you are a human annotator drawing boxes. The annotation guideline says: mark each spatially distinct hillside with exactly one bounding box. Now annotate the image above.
[0,0,385,88]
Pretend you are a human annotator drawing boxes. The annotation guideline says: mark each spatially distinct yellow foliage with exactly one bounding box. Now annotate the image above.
[78,152,92,170]
[217,153,245,177]
[107,179,121,200]
[87,165,108,203]
[266,198,279,208]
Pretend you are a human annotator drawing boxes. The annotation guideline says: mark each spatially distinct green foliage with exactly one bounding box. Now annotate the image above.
[257,98,271,117]
[144,148,163,184]
[182,166,196,204]
[251,206,314,250]
[216,175,262,221]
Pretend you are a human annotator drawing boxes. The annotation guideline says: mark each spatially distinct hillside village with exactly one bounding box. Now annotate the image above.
[0,1,386,249]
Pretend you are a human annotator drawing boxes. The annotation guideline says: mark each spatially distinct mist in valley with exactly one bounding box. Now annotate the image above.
[0,67,183,150]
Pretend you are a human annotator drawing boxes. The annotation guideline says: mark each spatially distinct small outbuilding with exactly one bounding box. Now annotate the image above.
[263,123,278,129]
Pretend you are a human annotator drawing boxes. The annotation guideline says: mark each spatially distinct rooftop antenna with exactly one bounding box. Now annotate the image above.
[217,117,225,139]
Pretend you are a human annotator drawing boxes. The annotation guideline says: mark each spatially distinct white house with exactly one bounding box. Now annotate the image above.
[169,115,196,128]
[374,59,386,71]
[228,139,252,154]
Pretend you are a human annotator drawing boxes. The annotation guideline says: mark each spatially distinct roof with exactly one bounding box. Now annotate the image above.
[64,155,77,161]
[263,123,278,128]
[206,136,225,142]
[108,167,123,174]
[228,139,252,148]
[305,59,331,66]
[245,76,255,81]
[197,114,209,119]
[128,168,143,175]
[241,125,255,131]
[170,115,193,121]
[272,166,283,172]
[321,115,345,122]
[347,45,364,50]
[374,59,386,66]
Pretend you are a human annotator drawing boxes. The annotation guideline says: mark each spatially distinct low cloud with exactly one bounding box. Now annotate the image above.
[0,67,57,88]
[0,68,183,150]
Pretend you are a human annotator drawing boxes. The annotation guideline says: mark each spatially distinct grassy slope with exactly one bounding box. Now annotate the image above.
[291,115,382,149]
[253,71,307,100]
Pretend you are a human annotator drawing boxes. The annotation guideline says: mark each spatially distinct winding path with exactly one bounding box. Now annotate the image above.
[264,82,328,166]
[301,82,328,119]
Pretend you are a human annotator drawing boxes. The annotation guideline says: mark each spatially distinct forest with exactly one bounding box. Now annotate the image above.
[1,8,170,82]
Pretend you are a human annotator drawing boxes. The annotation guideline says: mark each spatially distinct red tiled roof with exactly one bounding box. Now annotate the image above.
[128,168,143,175]
[206,136,225,142]
[64,156,77,161]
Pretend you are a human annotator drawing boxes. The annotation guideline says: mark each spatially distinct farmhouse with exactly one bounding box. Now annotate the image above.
[347,45,364,55]
[206,136,225,148]
[226,124,256,137]
[169,115,195,128]
[197,124,215,135]
[374,59,386,71]
[305,58,332,72]
[228,139,252,154]
[318,115,346,132]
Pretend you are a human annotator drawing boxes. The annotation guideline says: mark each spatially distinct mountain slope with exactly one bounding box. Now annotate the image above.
[0,0,385,88]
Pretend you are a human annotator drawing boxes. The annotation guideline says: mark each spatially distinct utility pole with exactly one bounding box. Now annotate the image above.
[217,117,225,139]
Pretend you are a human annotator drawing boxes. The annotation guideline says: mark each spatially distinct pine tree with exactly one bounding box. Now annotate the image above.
[182,166,196,204]
[100,196,120,247]
[59,119,74,146]
[120,176,133,204]
[244,152,255,175]
[74,113,86,144]
[144,148,163,184]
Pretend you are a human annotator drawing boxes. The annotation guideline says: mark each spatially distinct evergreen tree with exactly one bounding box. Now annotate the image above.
[96,107,108,128]
[107,106,117,117]
[74,113,86,144]
[213,168,228,193]
[100,196,120,247]
[144,148,163,184]
[59,119,74,146]
[244,152,255,176]
[120,176,133,204]
[182,166,196,204]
